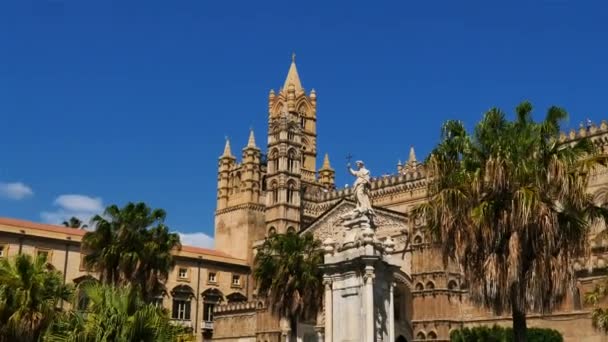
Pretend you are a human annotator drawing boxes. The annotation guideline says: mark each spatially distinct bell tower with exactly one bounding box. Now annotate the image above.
[268,54,318,184]
[264,55,317,234]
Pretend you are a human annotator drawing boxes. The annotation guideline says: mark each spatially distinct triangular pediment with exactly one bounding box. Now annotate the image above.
[300,199,408,245]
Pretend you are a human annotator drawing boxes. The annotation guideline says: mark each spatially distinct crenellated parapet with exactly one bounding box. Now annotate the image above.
[559,120,608,144]
[214,301,260,314]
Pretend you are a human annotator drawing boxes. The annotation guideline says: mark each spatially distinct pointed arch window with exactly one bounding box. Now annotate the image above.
[287,181,296,204]
[287,149,297,173]
[298,104,308,130]
[271,181,278,203]
[269,149,279,173]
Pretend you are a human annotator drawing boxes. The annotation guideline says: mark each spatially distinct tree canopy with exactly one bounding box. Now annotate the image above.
[82,202,181,302]
[417,101,608,341]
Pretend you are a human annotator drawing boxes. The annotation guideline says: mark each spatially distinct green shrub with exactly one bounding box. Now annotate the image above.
[450,325,563,342]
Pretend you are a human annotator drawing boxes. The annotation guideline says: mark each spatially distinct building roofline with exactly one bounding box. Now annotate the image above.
[0,216,247,265]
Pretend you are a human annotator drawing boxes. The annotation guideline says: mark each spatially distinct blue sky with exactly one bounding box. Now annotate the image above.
[1,1,607,248]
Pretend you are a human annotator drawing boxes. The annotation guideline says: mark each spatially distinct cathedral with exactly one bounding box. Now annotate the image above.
[1,57,608,342]
[210,57,608,342]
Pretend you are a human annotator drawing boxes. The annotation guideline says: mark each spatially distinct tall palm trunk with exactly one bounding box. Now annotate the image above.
[511,285,527,342]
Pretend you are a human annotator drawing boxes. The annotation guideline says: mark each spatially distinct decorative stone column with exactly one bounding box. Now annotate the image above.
[386,236,396,342]
[323,277,333,342]
[389,282,395,342]
[363,265,375,342]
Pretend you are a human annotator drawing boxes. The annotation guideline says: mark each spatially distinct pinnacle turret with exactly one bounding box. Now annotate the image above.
[246,129,257,149]
[320,153,333,170]
[221,138,233,158]
[408,146,417,164]
[282,53,303,94]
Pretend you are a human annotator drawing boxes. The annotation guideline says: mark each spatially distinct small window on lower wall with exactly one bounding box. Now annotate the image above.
[0,245,8,258]
[36,248,52,262]
[178,268,188,280]
[231,274,241,287]
[208,272,217,284]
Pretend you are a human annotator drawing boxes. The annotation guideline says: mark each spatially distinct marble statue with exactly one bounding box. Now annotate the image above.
[348,161,372,212]
[339,160,375,224]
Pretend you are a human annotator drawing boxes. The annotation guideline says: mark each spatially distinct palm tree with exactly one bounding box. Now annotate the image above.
[81,202,181,302]
[253,231,323,341]
[62,216,88,229]
[416,101,608,342]
[0,254,72,342]
[45,283,187,342]
[584,281,608,332]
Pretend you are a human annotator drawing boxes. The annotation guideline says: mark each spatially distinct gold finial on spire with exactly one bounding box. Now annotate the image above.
[282,52,303,93]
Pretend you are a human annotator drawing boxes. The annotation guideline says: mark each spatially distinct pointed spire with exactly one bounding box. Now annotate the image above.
[282,52,303,93]
[408,146,417,164]
[221,137,233,158]
[321,153,333,170]
[247,128,257,148]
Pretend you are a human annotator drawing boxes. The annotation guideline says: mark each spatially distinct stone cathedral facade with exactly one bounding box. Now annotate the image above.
[211,57,608,342]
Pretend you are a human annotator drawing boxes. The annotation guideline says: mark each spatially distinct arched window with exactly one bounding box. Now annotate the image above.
[413,235,423,244]
[425,281,435,290]
[416,331,426,340]
[288,129,295,141]
[287,226,296,234]
[287,181,296,203]
[73,275,98,311]
[415,282,424,291]
[287,149,297,172]
[269,149,279,173]
[298,105,308,130]
[271,181,278,203]
[171,285,194,321]
[227,292,247,303]
[448,280,458,290]
[268,227,277,236]
[427,331,437,339]
[201,288,224,323]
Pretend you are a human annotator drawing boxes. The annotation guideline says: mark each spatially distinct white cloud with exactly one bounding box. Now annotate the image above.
[178,232,214,249]
[0,182,34,200]
[54,194,104,212]
[41,194,104,226]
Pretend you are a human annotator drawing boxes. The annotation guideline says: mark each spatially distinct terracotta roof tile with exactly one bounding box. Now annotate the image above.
[0,217,87,236]
[0,217,243,261]
[179,245,242,260]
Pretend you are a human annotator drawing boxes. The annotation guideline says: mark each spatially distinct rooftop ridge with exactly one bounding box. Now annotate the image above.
[0,216,243,261]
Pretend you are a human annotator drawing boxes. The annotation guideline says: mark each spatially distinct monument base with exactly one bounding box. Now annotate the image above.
[321,217,399,342]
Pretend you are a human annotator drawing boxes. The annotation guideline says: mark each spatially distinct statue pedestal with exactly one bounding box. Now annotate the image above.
[322,217,398,342]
